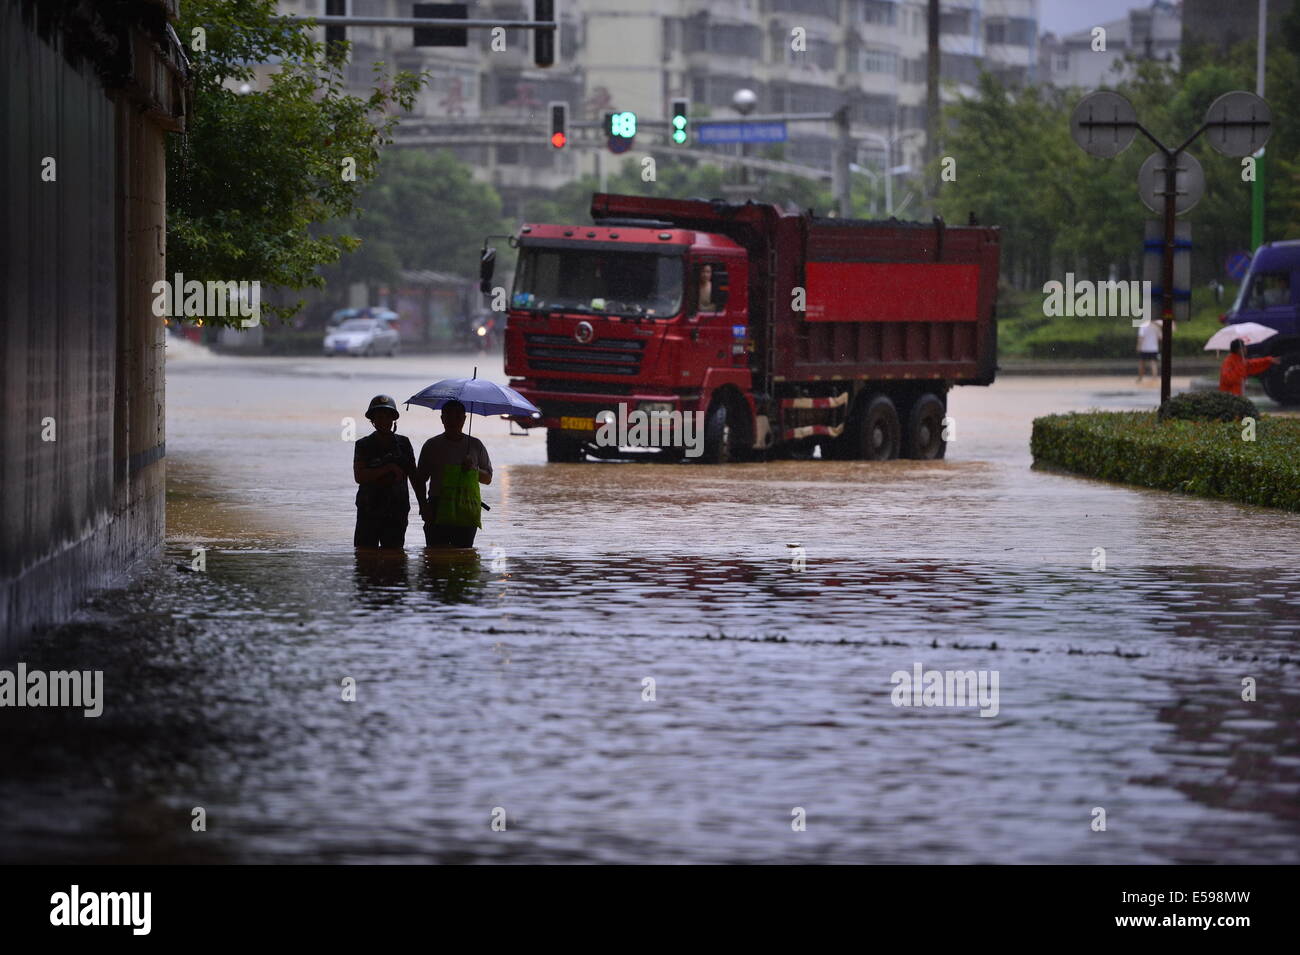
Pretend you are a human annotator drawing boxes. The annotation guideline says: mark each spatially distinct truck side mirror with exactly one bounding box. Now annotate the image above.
[479,247,497,294]
[712,268,730,307]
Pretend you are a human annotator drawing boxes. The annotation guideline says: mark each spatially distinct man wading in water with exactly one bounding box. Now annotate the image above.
[353,395,423,548]
[416,399,492,547]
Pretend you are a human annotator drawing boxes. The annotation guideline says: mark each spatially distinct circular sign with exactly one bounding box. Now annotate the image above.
[574,321,594,344]
[1225,251,1251,282]
[1203,91,1272,158]
[1070,91,1138,158]
[1137,151,1205,216]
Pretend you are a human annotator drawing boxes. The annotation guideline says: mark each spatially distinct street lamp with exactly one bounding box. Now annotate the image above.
[732,89,758,189]
[857,129,921,216]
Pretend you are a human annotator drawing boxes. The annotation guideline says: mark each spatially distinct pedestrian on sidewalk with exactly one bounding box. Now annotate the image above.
[1218,338,1277,397]
[416,399,492,548]
[353,395,423,548]
[1136,320,1161,384]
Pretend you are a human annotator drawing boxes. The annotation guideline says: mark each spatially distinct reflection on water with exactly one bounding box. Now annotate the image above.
[1,360,1297,863]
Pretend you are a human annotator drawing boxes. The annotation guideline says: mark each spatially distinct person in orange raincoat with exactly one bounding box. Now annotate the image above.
[1219,338,1277,396]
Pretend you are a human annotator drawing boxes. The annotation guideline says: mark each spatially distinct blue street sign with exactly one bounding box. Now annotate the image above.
[696,122,788,145]
[1225,250,1251,282]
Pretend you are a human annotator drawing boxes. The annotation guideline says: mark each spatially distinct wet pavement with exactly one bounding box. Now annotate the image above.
[1,347,1297,863]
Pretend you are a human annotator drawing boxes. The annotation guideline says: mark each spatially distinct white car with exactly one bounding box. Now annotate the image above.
[324,316,400,357]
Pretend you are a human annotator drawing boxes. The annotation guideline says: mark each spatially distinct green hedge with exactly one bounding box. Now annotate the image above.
[997,285,1233,360]
[1030,411,1300,511]
[1158,391,1258,422]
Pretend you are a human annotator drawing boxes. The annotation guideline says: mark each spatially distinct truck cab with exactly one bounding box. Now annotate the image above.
[1224,240,1300,404]
[503,222,754,460]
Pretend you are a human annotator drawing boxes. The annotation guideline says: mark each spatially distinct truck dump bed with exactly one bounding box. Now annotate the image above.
[785,216,1000,385]
[590,193,1000,389]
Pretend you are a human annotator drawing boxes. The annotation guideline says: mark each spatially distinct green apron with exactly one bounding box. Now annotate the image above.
[435,462,482,528]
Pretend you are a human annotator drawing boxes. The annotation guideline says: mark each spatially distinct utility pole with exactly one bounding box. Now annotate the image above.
[1252,0,1267,249]
[833,106,852,217]
[925,0,940,191]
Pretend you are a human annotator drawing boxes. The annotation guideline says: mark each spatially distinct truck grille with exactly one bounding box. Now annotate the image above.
[524,334,644,376]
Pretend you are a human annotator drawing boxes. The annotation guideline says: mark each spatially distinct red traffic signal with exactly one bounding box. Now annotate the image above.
[549,101,567,149]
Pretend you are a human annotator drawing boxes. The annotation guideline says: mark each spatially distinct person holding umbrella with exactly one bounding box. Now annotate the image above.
[353,395,422,549]
[1219,338,1277,397]
[406,372,540,548]
[415,400,493,547]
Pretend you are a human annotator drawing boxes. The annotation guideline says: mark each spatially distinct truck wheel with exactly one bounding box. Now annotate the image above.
[1262,353,1300,406]
[701,400,739,464]
[546,429,586,463]
[858,394,901,461]
[903,393,947,459]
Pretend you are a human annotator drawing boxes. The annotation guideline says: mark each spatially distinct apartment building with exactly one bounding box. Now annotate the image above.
[275,1,1038,209]
[1038,1,1180,90]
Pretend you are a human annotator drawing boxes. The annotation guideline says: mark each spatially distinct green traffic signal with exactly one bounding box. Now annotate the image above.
[670,98,689,145]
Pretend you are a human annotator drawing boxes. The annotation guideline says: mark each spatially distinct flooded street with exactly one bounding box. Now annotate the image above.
[3,349,1298,864]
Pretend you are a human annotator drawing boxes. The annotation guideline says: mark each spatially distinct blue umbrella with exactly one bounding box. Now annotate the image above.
[405,367,540,435]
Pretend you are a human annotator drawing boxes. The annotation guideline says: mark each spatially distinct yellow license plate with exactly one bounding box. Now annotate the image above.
[560,416,595,431]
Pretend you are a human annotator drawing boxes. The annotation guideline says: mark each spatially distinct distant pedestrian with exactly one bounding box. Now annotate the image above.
[1136,320,1160,384]
[353,395,422,549]
[416,400,492,548]
[1219,338,1277,397]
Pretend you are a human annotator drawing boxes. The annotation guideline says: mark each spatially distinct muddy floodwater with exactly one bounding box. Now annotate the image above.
[2,347,1297,864]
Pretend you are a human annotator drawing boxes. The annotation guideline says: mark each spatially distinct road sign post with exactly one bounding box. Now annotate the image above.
[1070,90,1272,405]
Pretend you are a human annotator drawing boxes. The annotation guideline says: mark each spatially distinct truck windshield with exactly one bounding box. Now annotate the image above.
[511,247,684,318]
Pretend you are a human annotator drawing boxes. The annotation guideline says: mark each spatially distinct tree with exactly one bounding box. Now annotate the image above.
[521,157,840,224]
[319,149,508,298]
[168,0,426,324]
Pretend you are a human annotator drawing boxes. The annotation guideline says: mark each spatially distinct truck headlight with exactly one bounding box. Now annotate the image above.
[638,401,674,415]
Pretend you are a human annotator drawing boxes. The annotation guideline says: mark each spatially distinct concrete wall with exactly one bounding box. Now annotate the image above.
[0,0,185,650]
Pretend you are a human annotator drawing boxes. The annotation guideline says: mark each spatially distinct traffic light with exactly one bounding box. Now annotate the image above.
[549,101,568,149]
[670,98,689,145]
[534,0,555,68]
[604,110,637,153]
[413,3,468,48]
[324,0,346,61]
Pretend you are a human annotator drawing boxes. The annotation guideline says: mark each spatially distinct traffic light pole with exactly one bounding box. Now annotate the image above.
[283,15,557,30]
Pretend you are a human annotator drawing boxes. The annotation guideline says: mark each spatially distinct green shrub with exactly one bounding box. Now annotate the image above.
[1158,391,1258,422]
[1030,411,1300,511]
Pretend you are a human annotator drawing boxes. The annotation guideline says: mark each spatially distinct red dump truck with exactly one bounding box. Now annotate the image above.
[488,193,1000,462]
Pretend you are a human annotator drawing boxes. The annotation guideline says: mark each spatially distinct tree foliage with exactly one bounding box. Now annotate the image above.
[936,13,1300,292]
[168,0,426,323]
[320,149,508,293]
[520,156,873,226]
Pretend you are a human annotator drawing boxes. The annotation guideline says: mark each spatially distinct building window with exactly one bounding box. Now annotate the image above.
[986,17,1036,46]
[768,0,839,19]
[940,9,972,36]
[859,0,896,25]
[858,48,897,75]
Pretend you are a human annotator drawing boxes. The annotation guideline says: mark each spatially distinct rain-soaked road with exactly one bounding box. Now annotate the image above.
[2,345,1297,863]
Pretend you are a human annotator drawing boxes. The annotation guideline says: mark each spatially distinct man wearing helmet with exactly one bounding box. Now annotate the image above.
[353,395,423,548]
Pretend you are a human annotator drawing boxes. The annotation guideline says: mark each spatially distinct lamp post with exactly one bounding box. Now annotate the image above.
[733,88,758,190]
[1071,90,1272,405]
